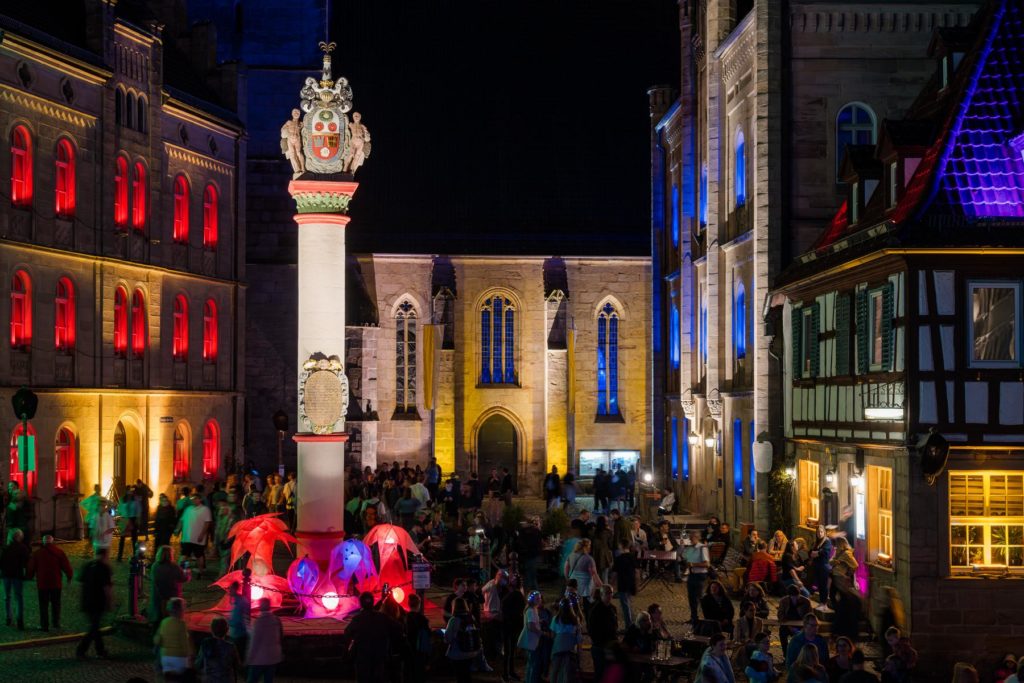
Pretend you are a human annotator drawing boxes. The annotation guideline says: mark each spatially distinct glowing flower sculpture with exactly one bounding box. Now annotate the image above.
[210,513,296,611]
[286,540,380,618]
[362,523,420,606]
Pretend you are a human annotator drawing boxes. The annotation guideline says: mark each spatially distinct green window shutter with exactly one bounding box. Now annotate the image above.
[836,294,851,376]
[809,303,821,378]
[792,307,803,376]
[856,290,869,374]
[881,282,895,371]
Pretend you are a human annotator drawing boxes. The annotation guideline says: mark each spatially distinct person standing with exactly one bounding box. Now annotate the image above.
[345,591,405,683]
[148,545,188,625]
[612,538,637,626]
[282,471,298,533]
[80,484,103,541]
[563,538,602,611]
[134,478,153,540]
[625,466,637,512]
[445,597,481,683]
[681,529,710,625]
[481,569,510,669]
[176,494,213,577]
[26,534,72,630]
[1,528,29,629]
[153,494,177,559]
[809,525,833,605]
[154,597,192,676]
[587,585,619,683]
[404,593,431,683]
[196,616,242,683]
[214,500,239,577]
[519,591,545,683]
[500,467,515,506]
[425,458,442,501]
[549,599,583,683]
[75,547,112,659]
[543,466,561,510]
[246,598,283,683]
[116,486,139,562]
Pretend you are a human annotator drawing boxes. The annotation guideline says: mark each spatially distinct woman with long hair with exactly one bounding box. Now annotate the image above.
[699,580,735,635]
[520,591,546,683]
[826,637,855,683]
[788,643,827,683]
[809,525,833,605]
[767,529,789,559]
[549,598,582,683]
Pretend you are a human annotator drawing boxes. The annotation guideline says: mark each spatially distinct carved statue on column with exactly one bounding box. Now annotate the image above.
[342,112,371,175]
[281,108,306,178]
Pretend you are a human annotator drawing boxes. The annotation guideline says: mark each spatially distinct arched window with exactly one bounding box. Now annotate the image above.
[114,156,128,228]
[670,183,680,247]
[10,270,31,349]
[115,88,124,126]
[597,302,620,416]
[202,420,220,479]
[203,298,218,362]
[173,423,190,481]
[10,125,33,207]
[113,286,128,356]
[131,161,146,230]
[735,128,746,207]
[733,417,744,497]
[480,294,516,384]
[130,288,146,358]
[699,163,708,227]
[836,103,877,178]
[125,91,135,130]
[700,293,708,365]
[735,282,747,360]
[55,276,75,352]
[136,96,147,134]
[173,294,189,360]
[54,427,76,492]
[173,175,190,243]
[54,138,76,218]
[203,184,218,249]
[9,423,37,496]
[395,299,417,413]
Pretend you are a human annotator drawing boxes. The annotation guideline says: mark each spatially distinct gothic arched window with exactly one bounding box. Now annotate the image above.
[395,300,417,413]
[597,302,620,416]
[480,294,516,384]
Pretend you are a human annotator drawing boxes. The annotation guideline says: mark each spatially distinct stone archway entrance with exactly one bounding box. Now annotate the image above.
[113,420,142,499]
[477,414,519,491]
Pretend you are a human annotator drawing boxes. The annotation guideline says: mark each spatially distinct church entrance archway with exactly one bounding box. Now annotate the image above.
[113,419,142,499]
[477,414,519,492]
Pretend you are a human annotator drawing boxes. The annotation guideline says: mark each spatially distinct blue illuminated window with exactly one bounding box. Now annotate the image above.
[671,183,680,247]
[735,283,747,360]
[699,164,708,227]
[480,295,515,384]
[836,103,877,179]
[700,296,708,365]
[682,416,690,480]
[671,417,679,479]
[735,129,746,207]
[749,420,756,500]
[597,303,620,415]
[733,418,743,497]
[670,302,680,370]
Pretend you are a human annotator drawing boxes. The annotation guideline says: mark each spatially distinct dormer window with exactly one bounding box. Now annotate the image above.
[941,52,965,89]
[889,160,899,208]
[851,181,860,224]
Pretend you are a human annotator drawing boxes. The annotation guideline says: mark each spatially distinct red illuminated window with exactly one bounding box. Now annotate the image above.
[203,184,218,249]
[131,161,146,230]
[10,125,32,208]
[114,156,128,228]
[54,277,75,352]
[173,424,190,481]
[114,286,128,356]
[202,419,220,479]
[130,288,146,358]
[10,270,31,350]
[54,427,76,492]
[173,175,189,243]
[55,139,75,218]
[173,294,188,360]
[203,299,218,362]
[9,423,37,497]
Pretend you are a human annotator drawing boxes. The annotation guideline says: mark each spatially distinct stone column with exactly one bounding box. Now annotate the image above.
[288,180,358,563]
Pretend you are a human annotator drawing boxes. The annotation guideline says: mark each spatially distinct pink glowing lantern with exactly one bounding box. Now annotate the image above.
[210,571,291,611]
[327,538,378,596]
[390,586,406,605]
[363,524,420,597]
[250,583,265,601]
[321,591,340,612]
[209,514,297,613]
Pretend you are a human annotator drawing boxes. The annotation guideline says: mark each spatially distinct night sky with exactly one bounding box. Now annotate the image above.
[328,1,680,256]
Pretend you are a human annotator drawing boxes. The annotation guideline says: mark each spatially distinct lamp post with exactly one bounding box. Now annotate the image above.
[273,410,289,477]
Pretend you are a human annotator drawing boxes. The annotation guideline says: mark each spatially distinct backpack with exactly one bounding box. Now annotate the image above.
[456,618,480,653]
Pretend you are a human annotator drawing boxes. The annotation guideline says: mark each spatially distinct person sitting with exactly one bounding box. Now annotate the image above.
[712,522,732,549]
[699,580,735,636]
[704,516,722,543]
[839,649,880,683]
[744,633,779,682]
[657,489,676,516]
[789,643,827,683]
[777,585,812,655]
[744,541,779,588]
[880,637,918,683]
[767,530,789,560]
[785,614,828,669]
[651,520,683,582]
[648,603,672,640]
[741,529,761,560]
[732,603,764,669]
[623,610,656,654]
[998,655,1020,683]
[739,583,770,620]
[698,632,736,683]
[780,540,811,597]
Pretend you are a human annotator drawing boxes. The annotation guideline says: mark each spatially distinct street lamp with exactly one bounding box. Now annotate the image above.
[273,409,289,477]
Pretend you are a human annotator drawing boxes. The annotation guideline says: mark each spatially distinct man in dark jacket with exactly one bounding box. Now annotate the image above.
[26,534,73,630]
[587,585,619,683]
[612,538,637,626]
[76,547,113,659]
[543,466,561,508]
[1,528,30,629]
[345,591,406,683]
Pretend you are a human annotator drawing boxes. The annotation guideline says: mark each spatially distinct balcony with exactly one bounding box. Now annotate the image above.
[55,354,74,385]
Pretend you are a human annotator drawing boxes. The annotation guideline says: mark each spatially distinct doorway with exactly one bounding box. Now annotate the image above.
[477,414,518,491]
[112,420,142,499]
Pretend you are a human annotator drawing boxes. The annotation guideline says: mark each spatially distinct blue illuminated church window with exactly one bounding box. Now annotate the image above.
[735,129,746,207]
[671,183,680,247]
[671,416,679,478]
[735,283,746,360]
[480,294,515,384]
[682,416,690,480]
[670,302,680,370]
[597,302,620,416]
[733,418,743,497]
[700,296,708,365]
[749,420,756,500]
[699,164,708,227]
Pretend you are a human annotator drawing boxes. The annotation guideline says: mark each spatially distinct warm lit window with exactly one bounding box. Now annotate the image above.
[54,138,75,218]
[203,299,218,362]
[10,270,32,350]
[735,282,747,361]
[54,427,76,492]
[9,423,37,496]
[867,465,893,564]
[173,175,190,243]
[130,288,146,358]
[114,286,128,356]
[202,420,219,479]
[798,459,821,526]
[54,277,75,352]
[597,302,620,416]
[735,128,746,207]
[131,162,146,230]
[114,156,128,228]
[203,184,218,249]
[968,281,1020,368]
[173,423,190,481]
[173,294,189,361]
[395,300,417,412]
[480,294,516,384]
[950,471,1024,572]
[10,125,32,207]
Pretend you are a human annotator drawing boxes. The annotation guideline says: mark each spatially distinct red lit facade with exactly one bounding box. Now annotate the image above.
[173,175,189,243]
[10,125,32,207]
[54,138,75,218]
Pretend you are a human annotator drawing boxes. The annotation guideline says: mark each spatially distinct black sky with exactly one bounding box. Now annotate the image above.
[329,1,680,256]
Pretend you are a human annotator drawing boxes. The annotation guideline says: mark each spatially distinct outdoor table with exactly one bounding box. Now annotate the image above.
[627,653,694,682]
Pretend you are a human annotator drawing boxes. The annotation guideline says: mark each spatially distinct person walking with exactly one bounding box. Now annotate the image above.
[404,593,431,683]
[445,597,481,683]
[80,484,103,541]
[148,545,188,625]
[501,575,527,682]
[91,499,115,552]
[26,534,73,630]
[214,500,239,577]
[587,585,619,683]
[345,591,405,683]
[176,494,213,577]
[246,597,283,683]
[425,458,442,501]
[612,538,637,626]
[153,493,177,558]
[549,598,583,683]
[134,478,153,540]
[543,466,561,510]
[154,597,192,677]
[116,486,139,562]
[1,528,29,629]
[196,616,242,683]
[228,580,251,661]
[519,591,546,683]
[75,547,113,659]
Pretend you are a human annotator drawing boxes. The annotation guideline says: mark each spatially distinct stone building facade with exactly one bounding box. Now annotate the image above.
[0,2,245,536]
[340,255,651,492]
[652,0,978,539]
